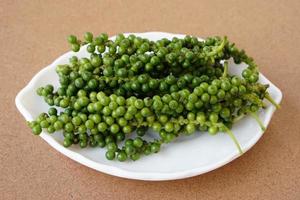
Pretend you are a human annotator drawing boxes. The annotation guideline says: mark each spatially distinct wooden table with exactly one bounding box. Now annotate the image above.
[1,0,299,199]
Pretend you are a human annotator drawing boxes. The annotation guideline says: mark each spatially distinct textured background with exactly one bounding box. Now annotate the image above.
[1,0,300,199]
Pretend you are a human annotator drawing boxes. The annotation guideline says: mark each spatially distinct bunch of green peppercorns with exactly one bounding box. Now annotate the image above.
[27,32,279,161]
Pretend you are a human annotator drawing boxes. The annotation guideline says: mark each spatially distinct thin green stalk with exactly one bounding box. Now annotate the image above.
[250,112,266,131]
[224,127,243,155]
[207,36,227,57]
[233,114,245,123]
[265,93,280,109]
[222,61,229,78]
[215,36,227,52]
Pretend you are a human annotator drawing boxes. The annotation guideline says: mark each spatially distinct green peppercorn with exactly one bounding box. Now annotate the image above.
[28,33,270,162]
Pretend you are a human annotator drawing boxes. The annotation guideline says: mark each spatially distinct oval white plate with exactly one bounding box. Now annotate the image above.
[15,32,282,181]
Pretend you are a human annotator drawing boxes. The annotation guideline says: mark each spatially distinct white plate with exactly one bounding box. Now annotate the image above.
[15,32,282,181]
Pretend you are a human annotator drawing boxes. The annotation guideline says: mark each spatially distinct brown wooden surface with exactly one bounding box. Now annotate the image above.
[1,0,300,199]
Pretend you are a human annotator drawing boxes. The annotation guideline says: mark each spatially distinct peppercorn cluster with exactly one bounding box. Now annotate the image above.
[28,32,279,161]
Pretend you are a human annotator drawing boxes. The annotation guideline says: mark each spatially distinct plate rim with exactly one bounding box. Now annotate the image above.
[15,31,283,181]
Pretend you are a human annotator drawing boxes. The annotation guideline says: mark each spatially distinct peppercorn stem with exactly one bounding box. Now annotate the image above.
[224,127,243,155]
[222,61,229,78]
[233,114,245,123]
[250,112,266,131]
[265,93,280,109]
[207,36,227,57]
[216,36,227,52]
